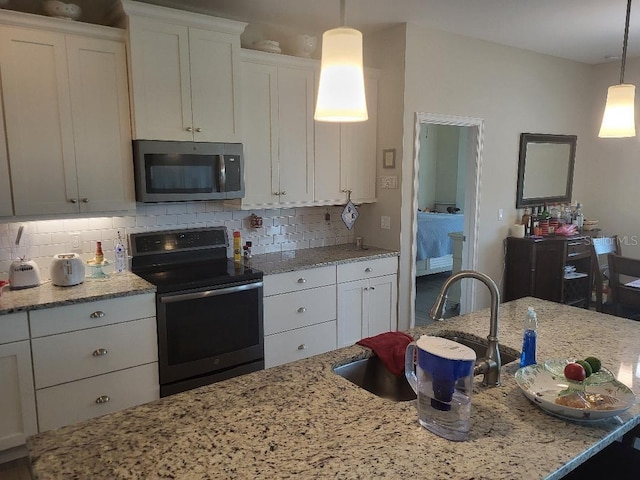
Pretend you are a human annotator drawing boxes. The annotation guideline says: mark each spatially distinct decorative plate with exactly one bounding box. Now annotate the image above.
[515,363,636,421]
[544,358,615,385]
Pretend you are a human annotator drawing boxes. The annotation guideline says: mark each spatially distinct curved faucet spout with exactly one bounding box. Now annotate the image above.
[429,270,502,387]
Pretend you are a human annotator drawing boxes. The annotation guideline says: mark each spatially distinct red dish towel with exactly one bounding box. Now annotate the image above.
[356,331,414,376]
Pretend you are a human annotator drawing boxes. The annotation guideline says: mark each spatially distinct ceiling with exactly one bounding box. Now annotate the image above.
[8,0,640,64]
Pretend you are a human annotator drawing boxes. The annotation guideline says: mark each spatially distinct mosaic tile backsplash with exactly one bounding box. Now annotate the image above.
[0,203,355,280]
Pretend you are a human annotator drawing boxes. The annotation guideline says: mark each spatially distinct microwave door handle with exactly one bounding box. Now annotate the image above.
[218,154,226,192]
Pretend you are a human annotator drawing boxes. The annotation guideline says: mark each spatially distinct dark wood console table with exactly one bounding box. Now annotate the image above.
[504,235,593,308]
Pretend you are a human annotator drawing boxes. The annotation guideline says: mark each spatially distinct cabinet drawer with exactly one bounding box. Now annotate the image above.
[30,293,156,337]
[337,257,398,283]
[264,266,335,296]
[265,320,336,368]
[566,239,590,259]
[36,362,159,432]
[264,285,336,335]
[32,317,158,389]
[0,311,29,344]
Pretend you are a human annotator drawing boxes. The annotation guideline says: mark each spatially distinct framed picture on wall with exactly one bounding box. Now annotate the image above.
[383,149,396,168]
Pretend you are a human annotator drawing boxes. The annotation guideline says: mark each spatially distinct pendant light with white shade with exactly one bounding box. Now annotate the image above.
[599,0,636,138]
[314,0,368,122]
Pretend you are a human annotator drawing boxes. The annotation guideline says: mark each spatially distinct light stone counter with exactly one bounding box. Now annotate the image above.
[0,272,155,314]
[245,243,399,275]
[27,297,640,479]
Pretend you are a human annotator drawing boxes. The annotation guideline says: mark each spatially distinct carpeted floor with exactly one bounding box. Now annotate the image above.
[415,272,459,327]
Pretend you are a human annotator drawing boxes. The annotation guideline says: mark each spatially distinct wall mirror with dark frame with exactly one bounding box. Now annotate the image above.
[515,133,577,208]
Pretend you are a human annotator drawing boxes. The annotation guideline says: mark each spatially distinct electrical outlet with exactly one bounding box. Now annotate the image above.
[498,208,504,221]
[69,233,81,252]
[381,216,391,230]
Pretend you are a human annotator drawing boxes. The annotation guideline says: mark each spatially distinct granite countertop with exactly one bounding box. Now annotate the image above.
[245,243,399,275]
[0,272,155,315]
[27,297,640,479]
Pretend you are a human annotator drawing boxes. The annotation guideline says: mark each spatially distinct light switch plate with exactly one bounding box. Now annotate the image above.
[379,175,398,189]
[381,216,391,229]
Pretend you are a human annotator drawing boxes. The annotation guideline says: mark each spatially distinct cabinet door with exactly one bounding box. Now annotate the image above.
[127,17,193,141]
[342,73,378,203]
[0,26,78,215]
[337,279,367,348]
[240,60,279,205]
[0,341,37,450]
[314,117,343,204]
[366,274,398,337]
[66,35,135,212]
[277,65,315,204]
[0,83,12,216]
[533,240,565,302]
[189,27,241,142]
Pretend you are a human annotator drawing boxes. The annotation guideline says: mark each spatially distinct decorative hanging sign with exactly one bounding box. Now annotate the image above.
[341,199,359,230]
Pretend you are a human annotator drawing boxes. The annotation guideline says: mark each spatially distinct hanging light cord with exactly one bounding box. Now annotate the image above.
[620,0,632,84]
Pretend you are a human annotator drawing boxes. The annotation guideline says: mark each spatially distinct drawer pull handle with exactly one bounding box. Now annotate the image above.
[365,267,373,273]
[92,348,108,357]
[95,395,110,404]
[90,311,105,319]
[297,344,307,350]
[297,278,306,284]
[297,307,306,313]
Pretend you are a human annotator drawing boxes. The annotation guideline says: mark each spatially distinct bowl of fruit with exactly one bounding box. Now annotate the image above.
[515,356,636,421]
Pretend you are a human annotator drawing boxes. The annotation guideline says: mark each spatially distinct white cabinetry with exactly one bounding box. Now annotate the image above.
[123,1,245,142]
[264,266,336,368]
[239,51,315,207]
[315,70,379,205]
[0,312,37,452]
[29,293,159,432]
[0,13,134,215]
[337,257,398,348]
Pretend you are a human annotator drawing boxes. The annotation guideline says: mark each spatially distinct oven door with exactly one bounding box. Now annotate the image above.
[157,280,264,396]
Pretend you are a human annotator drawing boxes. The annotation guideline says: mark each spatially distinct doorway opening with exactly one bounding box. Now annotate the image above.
[410,113,483,327]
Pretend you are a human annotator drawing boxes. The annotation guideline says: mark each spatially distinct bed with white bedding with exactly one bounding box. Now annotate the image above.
[415,211,464,276]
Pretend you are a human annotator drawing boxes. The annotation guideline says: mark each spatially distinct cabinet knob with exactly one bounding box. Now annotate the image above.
[90,311,105,319]
[186,126,193,132]
[364,287,369,291]
[297,344,307,350]
[95,395,110,404]
[195,127,202,132]
[274,192,281,196]
[92,348,108,357]
[297,278,306,284]
[365,267,373,273]
[280,191,286,196]
[69,198,78,204]
[297,307,306,313]
[81,198,89,203]
[370,286,376,291]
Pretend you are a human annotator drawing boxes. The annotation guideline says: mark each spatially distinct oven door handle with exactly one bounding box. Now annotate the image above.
[159,281,263,304]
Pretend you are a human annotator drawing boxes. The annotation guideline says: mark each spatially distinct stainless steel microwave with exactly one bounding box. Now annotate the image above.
[132,140,244,202]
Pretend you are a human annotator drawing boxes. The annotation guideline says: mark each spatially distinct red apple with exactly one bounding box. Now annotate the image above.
[564,362,586,382]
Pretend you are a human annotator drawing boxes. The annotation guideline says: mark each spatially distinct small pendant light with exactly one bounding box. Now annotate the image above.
[599,0,636,138]
[314,0,368,122]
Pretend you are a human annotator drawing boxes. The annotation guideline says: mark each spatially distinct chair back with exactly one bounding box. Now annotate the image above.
[607,253,640,318]
[590,236,621,312]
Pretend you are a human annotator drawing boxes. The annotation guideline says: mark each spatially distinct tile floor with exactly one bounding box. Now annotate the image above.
[415,271,459,327]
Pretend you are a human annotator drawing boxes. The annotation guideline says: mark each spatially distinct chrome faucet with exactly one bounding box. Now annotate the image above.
[429,270,502,387]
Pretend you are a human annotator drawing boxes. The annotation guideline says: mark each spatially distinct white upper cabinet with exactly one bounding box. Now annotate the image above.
[123,1,245,142]
[239,51,315,207]
[0,13,135,216]
[315,70,379,205]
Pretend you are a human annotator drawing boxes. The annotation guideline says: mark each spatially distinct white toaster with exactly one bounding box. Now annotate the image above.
[50,253,85,287]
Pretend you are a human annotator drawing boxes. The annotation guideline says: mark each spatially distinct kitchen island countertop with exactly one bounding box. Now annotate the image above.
[27,297,640,479]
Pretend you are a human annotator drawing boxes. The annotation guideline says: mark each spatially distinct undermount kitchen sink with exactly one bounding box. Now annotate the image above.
[333,332,520,402]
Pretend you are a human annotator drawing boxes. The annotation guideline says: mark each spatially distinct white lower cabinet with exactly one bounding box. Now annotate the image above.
[29,293,159,433]
[337,258,398,348]
[0,311,37,451]
[264,267,337,368]
[36,363,158,432]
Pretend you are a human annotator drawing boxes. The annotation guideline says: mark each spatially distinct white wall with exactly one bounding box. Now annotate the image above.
[577,57,640,260]
[384,23,593,329]
[417,123,436,210]
[0,204,354,280]
[434,124,460,205]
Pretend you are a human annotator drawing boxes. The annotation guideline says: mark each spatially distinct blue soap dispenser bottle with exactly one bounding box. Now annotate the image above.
[520,306,538,368]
